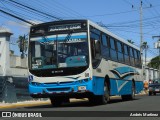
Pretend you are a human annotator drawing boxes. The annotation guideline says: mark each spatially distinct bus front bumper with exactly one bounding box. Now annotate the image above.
[29,80,94,98]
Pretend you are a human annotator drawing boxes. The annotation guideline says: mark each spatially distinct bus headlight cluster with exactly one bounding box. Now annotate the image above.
[77,79,89,83]
[30,82,42,86]
[28,75,33,82]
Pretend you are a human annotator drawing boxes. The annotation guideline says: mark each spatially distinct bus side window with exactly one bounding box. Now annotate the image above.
[137,51,142,68]
[124,44,130,64]
[110,37,117,61]
[117,41,124,63]
[90,32,101,68]
[101,34,110,59]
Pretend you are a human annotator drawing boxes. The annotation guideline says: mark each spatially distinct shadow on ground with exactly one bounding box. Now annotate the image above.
[23,96,141,109]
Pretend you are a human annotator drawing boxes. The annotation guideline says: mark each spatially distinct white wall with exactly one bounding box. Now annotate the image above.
[10,55,27,68]
[0,30,12,76]
[10,68,28,77]
[0,29,28,77]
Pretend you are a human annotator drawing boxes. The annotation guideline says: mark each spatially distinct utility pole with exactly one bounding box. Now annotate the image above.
[139,0,145,81]
[152,36,160,79]
[140,0,143,58]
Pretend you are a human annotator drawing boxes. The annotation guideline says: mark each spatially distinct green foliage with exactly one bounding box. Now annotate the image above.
[148,56,160,69]
[127,39,134,44]
[17,34,28,58]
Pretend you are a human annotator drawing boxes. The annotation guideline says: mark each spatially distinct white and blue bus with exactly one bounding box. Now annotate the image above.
[28,20,143,106]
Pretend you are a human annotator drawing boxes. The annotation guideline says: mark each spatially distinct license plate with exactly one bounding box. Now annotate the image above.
[155,89,159,92]
[78,86,86,91]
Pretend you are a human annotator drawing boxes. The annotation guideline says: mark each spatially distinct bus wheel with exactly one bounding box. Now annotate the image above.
[97,82,110,104]
[149,92,152,96]
[129,82,135,99]
[122,82,135,100]
[50,97,63,107]
[88,96,96,105]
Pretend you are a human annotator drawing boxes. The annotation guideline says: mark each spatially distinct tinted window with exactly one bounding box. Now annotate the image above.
[110,49,117,60]
[102,34,108,47]
[90,26,101,35]
[101,34,110,59]
[134,49,138,58]
[110,38,116,49]
[117,42,123,52]
[90,32,101,68]
[137,51,140,60]
[110,38,117,60]
[124,45,129,55]
[130,47,134,57]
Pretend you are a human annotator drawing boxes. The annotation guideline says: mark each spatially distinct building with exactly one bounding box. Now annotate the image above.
[0,29,33,103]
[145,67,159,82]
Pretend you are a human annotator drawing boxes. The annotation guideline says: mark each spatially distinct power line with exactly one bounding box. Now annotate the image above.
[0,8,35,25]
[7,0,62,20]
[52,0,86,19]
[123,0,133,6]
[0,5,46,23]
[1,1,51,21]
[25,0,71,19]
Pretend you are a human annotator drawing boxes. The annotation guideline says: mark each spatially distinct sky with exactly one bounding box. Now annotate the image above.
[0,0,160,62]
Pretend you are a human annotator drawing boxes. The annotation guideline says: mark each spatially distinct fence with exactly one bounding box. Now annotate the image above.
[0,76,36,103]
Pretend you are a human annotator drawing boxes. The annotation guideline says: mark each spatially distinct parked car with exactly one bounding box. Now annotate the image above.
[149,79,160,96]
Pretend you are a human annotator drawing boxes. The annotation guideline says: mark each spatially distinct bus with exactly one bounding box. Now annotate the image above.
[28,20,143,106]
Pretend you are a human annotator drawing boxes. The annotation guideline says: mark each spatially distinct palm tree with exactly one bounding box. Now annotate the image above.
[17,34,28,58]
[127,39,134,44]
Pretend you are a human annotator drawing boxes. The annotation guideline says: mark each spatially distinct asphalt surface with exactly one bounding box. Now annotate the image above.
[0,94,160,120]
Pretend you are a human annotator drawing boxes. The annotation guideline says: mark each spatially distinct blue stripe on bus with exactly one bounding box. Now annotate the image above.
[114,67,138,75]
[29,76,143,96]
[37,35,87,42]
[91,76,143,96]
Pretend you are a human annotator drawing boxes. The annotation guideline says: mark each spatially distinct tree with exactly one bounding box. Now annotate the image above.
[148,56,160,69]
[17,34,28,58]
[127,39,134,44]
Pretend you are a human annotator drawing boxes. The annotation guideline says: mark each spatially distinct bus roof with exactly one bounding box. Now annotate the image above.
[31,19,140,51]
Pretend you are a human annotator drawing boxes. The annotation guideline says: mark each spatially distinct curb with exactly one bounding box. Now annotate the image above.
[0,101,51,109]
[0,99,88,109]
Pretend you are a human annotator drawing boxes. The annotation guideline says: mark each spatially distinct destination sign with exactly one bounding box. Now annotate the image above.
[49,23,81,32]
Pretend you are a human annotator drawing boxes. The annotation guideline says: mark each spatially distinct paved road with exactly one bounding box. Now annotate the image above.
[7,94,160,111]
[1,94,160,120]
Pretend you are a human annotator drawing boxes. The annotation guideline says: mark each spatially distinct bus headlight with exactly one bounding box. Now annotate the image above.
[28,75,33,82]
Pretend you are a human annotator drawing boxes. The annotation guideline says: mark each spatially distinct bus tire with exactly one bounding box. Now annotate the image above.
[50,97,63,107]
[122,82,135,100]
[149,92,152,96]
[129,81,136,99]
[88,96,96,105]
[97,81,110,104]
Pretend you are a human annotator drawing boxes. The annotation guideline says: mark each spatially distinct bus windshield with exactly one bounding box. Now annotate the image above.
[29,32,89,70]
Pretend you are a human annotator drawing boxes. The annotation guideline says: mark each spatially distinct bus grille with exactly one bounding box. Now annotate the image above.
[44,81,74,86]
[47,87,70,92]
